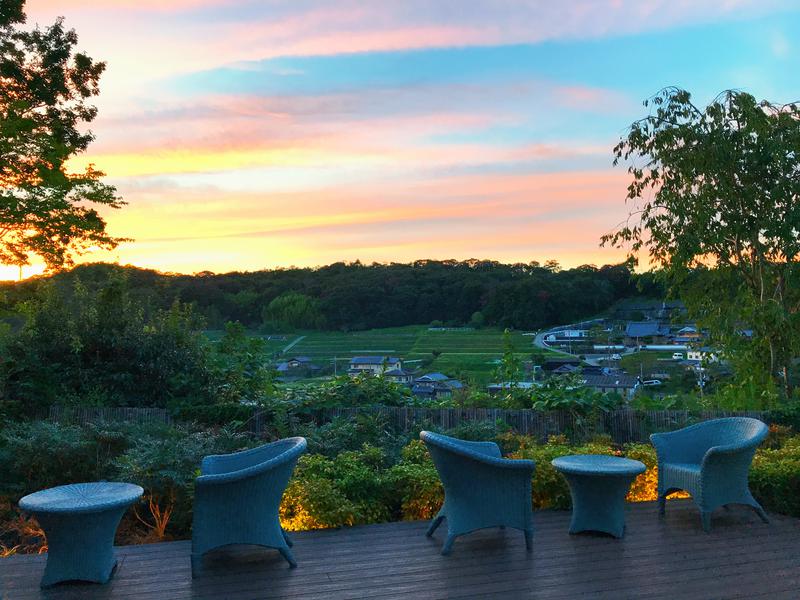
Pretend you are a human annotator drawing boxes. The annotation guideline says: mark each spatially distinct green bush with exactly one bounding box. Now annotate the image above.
[0,421,100,497]
[303,375,414,408]
[298,414,409,459]
[388,440,443,520]
[281,444,395,530]
[113,426,252,539]
[751,437,800,517]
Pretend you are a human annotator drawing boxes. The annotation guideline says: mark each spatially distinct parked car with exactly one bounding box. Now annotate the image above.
[672,352,684,360]
[610,353,622,361]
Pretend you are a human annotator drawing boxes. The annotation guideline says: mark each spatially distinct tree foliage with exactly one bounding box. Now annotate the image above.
[0,0,124,270]
[2,260,649,332]
[604,88,800,398]
[262,291,326,331]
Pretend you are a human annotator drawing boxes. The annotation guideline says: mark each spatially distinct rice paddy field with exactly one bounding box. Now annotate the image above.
[211,326,548,384]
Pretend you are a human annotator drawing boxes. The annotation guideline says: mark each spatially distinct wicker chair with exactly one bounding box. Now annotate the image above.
[420,431,535,555]
[650,417,768,532]
[191,437,307,576]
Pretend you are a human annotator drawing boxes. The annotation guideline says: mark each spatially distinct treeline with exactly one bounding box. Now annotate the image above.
[0,260,663,331]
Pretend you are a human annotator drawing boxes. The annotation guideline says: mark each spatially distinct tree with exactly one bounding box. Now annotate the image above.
[603,88,800,401]
[262,291,326,331]
[0,0,124,271]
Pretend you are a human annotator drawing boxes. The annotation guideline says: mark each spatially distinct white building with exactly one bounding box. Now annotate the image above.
[687,347,719,363]
[348,356,402,376]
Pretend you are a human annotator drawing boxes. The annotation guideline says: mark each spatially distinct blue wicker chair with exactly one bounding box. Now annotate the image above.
[651,417,768,532]
[191,437,307,576]
[420,431,535,555]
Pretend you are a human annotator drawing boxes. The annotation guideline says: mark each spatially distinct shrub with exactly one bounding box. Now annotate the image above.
[299,414,409,460]
[388,440,443,520]
[623,443,660,502]
[304,375,414,408]
[0,421,99,498]
[113,426,252,540]
[280,445,395,530]
[750,437,800,517]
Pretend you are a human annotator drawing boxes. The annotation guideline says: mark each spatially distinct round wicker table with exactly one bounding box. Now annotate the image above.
[551,455,645,538]
[19,482,143,587]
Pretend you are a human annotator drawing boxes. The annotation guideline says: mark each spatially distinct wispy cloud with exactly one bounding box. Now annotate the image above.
[18,0,800,274]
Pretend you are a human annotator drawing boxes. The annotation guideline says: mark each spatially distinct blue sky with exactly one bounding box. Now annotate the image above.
[11,0,800,279]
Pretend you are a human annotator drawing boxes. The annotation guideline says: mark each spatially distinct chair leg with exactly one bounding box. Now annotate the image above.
[190,553,202,578]
[441,534,457,556]
[753,503,770,524]
[700,510,712,533]
[279,546,298,568]
[282,528,293,547]
[524,529,533,551]
[426,515,445,537]
[657,494,666,516]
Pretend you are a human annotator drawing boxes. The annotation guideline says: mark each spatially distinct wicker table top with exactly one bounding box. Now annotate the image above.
[19,482,143,515]
[551,454,646,477]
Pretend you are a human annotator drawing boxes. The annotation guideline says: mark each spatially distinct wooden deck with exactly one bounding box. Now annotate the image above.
[2,501,799,599]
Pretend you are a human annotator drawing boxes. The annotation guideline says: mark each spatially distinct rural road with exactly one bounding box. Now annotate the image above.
[282,335,305,354]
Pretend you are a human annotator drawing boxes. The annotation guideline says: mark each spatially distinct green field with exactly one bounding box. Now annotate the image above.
[224,326,549,384]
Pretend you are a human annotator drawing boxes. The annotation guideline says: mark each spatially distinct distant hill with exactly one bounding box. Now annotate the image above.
[0,260,663,331]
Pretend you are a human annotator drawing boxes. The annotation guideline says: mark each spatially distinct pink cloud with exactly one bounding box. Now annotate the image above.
[25,0,792,79]
[77,168,633,272]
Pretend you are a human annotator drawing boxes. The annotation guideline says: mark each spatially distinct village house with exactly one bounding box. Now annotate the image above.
[672,325,704,344]
[412,373,464,400]
[275,356,320,378]
[383,367,414,384]
[542,357,581,372]
[348,356,402,377]
[581,374,640,399]
[486,381,541,395]
[624,321,671,346]
[686,347,719,363]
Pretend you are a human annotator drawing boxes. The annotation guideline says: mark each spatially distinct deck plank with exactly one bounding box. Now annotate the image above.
[0,501,796,600]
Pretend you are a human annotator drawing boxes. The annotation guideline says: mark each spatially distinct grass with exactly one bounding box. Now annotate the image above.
[207,325,554,385]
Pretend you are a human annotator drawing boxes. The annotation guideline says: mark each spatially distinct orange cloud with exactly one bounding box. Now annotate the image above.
[70,169,632,274]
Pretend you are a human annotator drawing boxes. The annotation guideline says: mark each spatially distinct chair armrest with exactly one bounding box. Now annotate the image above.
[701,438,762,466]
[197,438,306,486]
[201,438,304,475]
[455,440,502,459]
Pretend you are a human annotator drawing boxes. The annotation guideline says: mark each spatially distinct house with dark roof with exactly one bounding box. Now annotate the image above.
[412,373,464,400]
[671,326,704,344]
[581,374,640,399]
[486,381,540,395]
[624,321,670,345]
[275,356,320,379]
[383,368,414,384]
[542,357,581,372]
[277,356,317,369]
[348,356,402,377]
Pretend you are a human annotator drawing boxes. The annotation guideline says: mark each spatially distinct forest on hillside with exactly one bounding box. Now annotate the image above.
[0,260,661,331]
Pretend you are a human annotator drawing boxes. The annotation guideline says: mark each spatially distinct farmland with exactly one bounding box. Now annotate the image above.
[214,326,549,384]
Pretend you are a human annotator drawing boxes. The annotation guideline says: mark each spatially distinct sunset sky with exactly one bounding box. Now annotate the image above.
[10,0,800,279]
